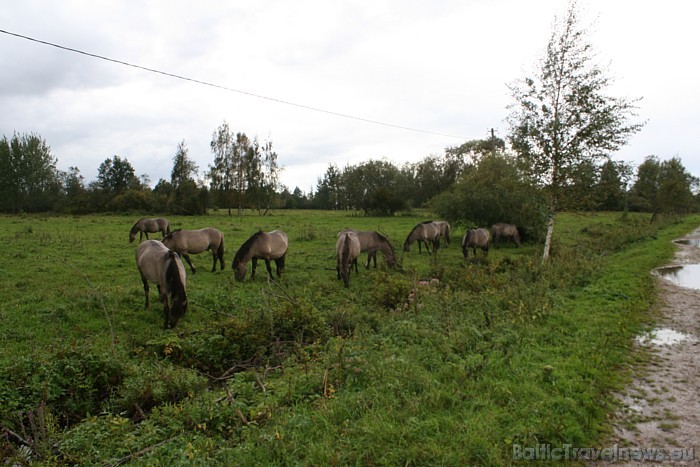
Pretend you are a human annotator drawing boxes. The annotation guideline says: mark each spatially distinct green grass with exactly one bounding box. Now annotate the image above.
[0,210,697,465]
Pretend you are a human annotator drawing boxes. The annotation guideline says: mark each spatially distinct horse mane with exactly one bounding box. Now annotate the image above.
[130,220,141,235]
[235,231,264,261]
[421,220,434,224]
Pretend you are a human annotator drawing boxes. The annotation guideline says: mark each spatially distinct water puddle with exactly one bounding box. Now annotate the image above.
[637,328,696,346]
[654,264,700,290]
[674,238,700,247]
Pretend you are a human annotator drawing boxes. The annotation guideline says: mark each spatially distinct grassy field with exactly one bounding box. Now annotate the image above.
[0,210,697,465]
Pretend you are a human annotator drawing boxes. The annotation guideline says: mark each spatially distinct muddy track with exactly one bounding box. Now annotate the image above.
[610,231,700,465]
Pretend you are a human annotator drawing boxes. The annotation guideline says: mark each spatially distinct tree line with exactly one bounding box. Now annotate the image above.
[1,127,696,221]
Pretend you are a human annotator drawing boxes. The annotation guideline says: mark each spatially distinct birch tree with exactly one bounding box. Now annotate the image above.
[507,1,644,260]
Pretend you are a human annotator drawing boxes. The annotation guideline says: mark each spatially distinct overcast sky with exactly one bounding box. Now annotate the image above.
[1,1,698,192]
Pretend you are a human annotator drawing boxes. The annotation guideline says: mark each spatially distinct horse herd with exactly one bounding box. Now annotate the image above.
[129,217,520,328]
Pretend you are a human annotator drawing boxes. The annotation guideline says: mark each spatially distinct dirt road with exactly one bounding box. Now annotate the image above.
[611,231,700,465]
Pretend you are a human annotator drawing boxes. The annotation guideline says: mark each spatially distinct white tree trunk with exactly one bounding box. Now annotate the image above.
[542,214,555,262]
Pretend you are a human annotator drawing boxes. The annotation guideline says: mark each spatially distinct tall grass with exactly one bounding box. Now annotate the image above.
[0,211,696,464]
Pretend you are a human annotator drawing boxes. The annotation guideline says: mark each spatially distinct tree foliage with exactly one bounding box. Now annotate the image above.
[507,1,644,259]
[0,132,62,213]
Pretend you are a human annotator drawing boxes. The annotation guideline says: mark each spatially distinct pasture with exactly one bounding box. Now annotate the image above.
[0,210,697,464]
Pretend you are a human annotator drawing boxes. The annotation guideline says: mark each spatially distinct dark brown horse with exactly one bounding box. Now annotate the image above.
[491,223,521,248]
[162,228,225,273]
[232,230,288,281]
[336,230,361,287]
[403,221,441,255]
[462,228,490,261]
[129,217,170,243]
[341,229,396,269]
[135,240,188,328]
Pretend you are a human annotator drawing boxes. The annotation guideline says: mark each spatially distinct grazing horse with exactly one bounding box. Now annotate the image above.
[491,223,521,248]
[341,229,396,269]
[336,230,361,288]
[232,230,288,281]
[135,240,188,328]
[403,221,441,255]
[434,221,451,248]
[129,217,170,243]
[162,228,225,273]
[462,228,490,261]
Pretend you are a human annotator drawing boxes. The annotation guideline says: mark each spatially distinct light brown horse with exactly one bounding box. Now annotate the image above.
[129,217,170,243]
[135,240,188,328]
[232,230,288,281]
[491,223,521,248]
[403,221,441,255]
[162,228,225,273]
[341,229,396,269]
[462,228,490,261]
[336,230,361,288]
[434,221,451,248]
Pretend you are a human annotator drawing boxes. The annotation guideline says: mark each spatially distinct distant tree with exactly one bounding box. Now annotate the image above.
[96,155,140,195]
[169,140,203,214]
[171,140,199,189]
[629,156,661,213]
[560,160,599,211]
[0,132,62,212]
[246,137,281,214]
[60,166,89,213]
[209,121,237,215]
[507,2,644,260]
[315,164,343,209]
[595,159,627,211]
[341,159,406,215]
[657,157,697,214]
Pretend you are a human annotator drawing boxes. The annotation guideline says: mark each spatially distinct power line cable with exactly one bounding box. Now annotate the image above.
[1,28,466,140]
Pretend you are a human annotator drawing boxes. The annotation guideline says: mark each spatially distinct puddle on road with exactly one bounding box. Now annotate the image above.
[674,238,700,247]
[654,264,700,290]
[637,328,696,346]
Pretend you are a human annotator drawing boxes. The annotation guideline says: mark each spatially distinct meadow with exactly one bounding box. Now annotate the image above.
[0,209,697,465]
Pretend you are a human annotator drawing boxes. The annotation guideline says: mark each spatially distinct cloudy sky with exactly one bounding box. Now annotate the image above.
[1,1,698,192]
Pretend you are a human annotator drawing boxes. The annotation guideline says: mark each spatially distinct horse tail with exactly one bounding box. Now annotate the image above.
[166,252,187,327]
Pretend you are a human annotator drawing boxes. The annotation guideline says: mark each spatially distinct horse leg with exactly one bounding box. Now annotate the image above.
[211,248,217,272]
[352,258,358,274]
[275,256,285,277]
[161,295,171,329]
[183,254,196,274]
[251,258,258,280]
[145,232,149,240]
[264,259,273,279]
[141,275,150,308]
[365,252,371,269]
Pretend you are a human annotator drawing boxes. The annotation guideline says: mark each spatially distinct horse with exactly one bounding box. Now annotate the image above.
[129,217,170,243]
[462,228,490,261]
[162,228,225,273]
[336,230,361,288]
[232,230,288,281]
[135,240,188,328]
[403,221,441,255]
[434,221,451,248]
[491,223,521,248]
[341,229,396,269]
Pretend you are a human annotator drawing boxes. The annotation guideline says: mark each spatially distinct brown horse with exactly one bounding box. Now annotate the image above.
[434,221,451,248]
[403,221,441,255]
[135,240,188,328]
[129,217,170,243]
[341,229,396,269]
[336,230,361,287]
[232,230,288,281]
[462,228,490,261]
[491,223,521,248]
[162,228,225,273]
